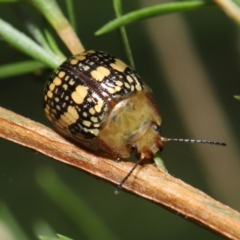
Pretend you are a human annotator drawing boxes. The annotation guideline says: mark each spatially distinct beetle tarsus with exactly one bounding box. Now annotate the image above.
[115,158,143,194]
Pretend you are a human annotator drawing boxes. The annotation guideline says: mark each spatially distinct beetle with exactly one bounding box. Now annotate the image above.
[44,50,226,191]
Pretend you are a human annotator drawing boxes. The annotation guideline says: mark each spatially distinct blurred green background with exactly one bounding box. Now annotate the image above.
[0,0,240,239]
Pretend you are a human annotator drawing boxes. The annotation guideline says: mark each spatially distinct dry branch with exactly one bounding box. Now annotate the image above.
[214,0,240,25]
[0,106,240,239]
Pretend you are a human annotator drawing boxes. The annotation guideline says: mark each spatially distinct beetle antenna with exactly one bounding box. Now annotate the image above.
[161,137,226,146]
[115,158,142,194]
[115,138,226,194]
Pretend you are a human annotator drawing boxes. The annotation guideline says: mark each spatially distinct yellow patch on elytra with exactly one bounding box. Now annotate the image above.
[83,120,91,127]
[91,92,98,99]
[62,84,68,90]
[69,79,75,85]
[86,50,95,54]
[83,65,90,71]
[70,59,78,65]
[126,75,133,83]
[53,77,62,86]
[135,83,142,91]
[97,66,110,77]
[94,101,103,113]
[103,105,108,112]
[75,55,86,61]
[115,86,121,92]
[44,107,50,115]
[45,112,52,122]
[110,63,124,72]
[116,80,123,86]
[49,83,55,91]
[124,82,131,89]
[45,104,50,110]
[87,97,92,103]
[90,129,99,136]
[89,107,95,115]
[51,108,57,114]
[58,106,79,127]
[67,106,79,121]
[71,85,88,104]
[106,87,115,94]
[91,70,104,81]
[58,115,69,128]
[99,114,105,120]
[115,58,128,69]
[47,90,53,98]
[58,71,65,79]
[90,116,98,123]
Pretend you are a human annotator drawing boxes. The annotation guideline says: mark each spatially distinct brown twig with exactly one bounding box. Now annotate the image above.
[214,0,240,25]
[0,106,240,239]
[56,24,84,55]
[29,0,85,55]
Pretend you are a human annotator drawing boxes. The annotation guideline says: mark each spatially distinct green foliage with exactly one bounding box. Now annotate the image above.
[95,1,213,35]
[39,233,73,240]
[234,95,240,100]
